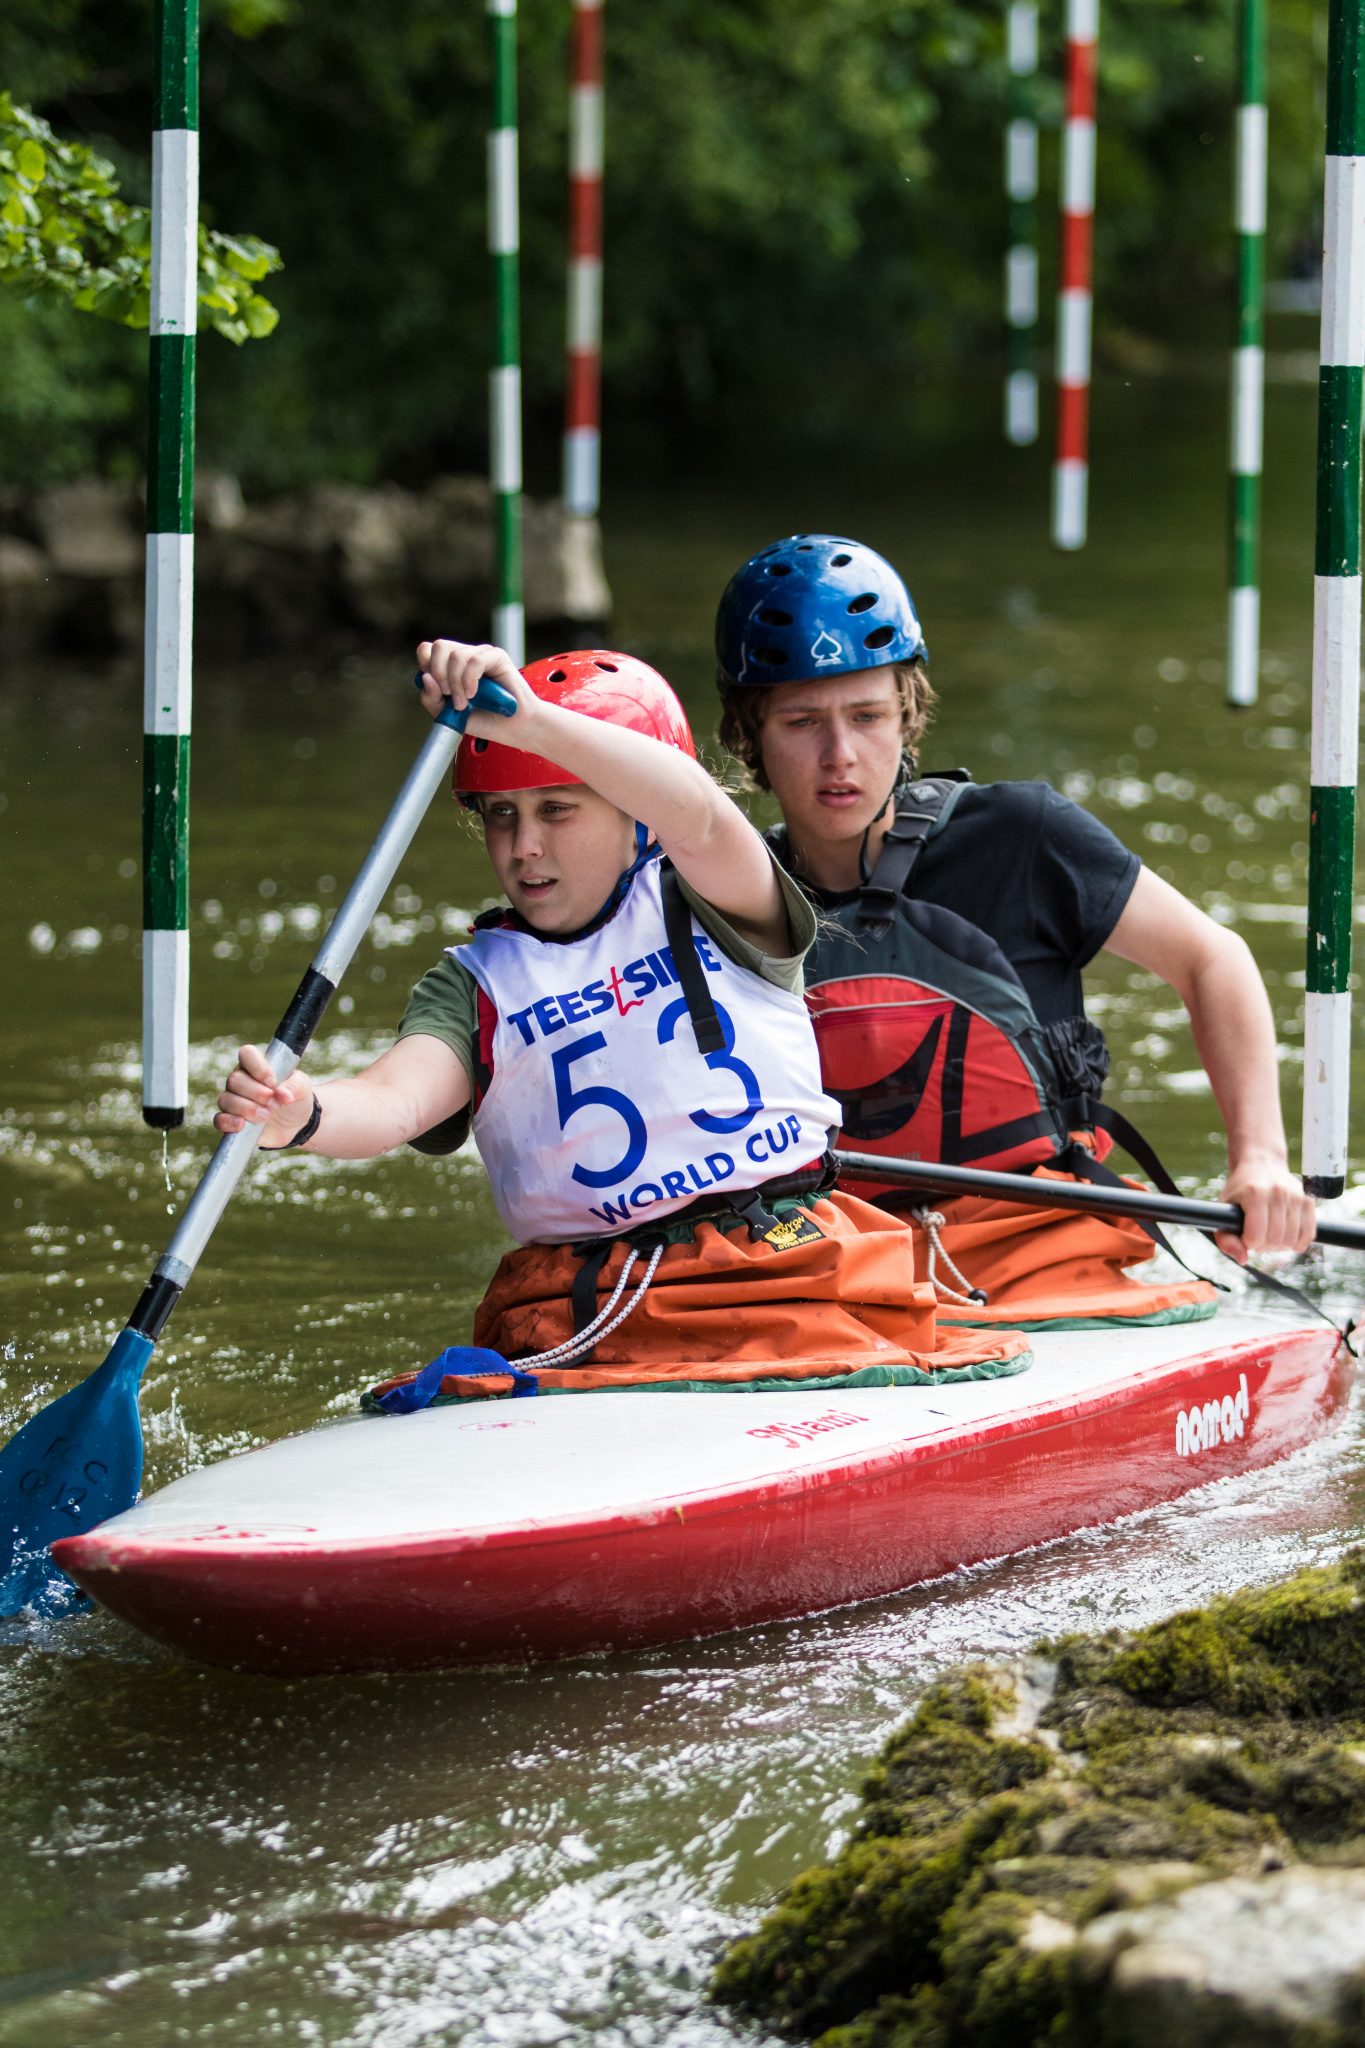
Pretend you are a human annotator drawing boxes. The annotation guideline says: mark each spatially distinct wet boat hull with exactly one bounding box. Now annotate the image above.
[53,1313,1351,1674]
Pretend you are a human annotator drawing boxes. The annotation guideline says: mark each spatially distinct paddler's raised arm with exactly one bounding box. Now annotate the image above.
[416,638,790,956]
[214,1035,470,1159]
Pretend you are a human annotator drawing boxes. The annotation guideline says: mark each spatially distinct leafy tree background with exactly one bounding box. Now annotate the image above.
[0,0,1328,495]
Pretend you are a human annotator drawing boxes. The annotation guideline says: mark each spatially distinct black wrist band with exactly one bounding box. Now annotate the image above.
[280,1092,322,1151]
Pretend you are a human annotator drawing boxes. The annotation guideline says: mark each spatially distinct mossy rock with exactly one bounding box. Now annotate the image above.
[858,1670,1056,1839]
[714,1788,1068,2038]
[711,1551,1365,2047]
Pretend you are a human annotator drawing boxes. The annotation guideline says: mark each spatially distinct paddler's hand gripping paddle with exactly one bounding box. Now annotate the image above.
[0,671,516,1617]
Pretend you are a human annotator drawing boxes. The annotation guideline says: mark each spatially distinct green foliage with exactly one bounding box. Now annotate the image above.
[0,286,141,485]
[0,93,280,343]
[0,0,1339,491]
[217,0,297,35]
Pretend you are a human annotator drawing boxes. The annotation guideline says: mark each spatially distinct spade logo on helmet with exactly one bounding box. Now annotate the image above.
[810,629,843,668]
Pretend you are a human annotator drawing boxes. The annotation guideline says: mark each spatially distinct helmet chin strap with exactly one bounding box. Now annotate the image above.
[617,819,654,892]
[857,751,918,885]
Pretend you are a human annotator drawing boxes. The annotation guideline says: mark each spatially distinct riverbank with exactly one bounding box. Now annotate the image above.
[714,1550,1365,2047]
[0,473,609,658]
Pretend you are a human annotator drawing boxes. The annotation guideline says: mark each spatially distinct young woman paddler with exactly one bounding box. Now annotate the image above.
[713,535,1316,1331]
[216,641,1027,1391]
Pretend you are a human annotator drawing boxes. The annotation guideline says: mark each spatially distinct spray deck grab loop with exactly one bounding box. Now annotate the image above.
[911,1207,990,1308]
[373,1241,667,1413]
[515,1241,666,1371]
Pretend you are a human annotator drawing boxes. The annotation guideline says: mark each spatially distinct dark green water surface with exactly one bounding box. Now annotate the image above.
[2,379,1364,2045]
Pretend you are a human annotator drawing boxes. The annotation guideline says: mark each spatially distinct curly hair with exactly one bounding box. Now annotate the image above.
[716,659,936,792]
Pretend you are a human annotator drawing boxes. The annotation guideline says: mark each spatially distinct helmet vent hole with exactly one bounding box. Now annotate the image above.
[847,593,877,615]
[797,544,814,552]
[863,626,894,650]
[752,647,788,667]
[831,552,852,566]
[768,562,793,577]
[548,668,568,683]
[757,608,793,627]
[595,660,619,672]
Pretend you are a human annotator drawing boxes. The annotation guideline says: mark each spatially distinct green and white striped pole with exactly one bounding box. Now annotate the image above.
[1227,0,1268,709]
[143,0,197,1129]
[1303,0,1365,1198]
[488,0,525,666]
[1004,0,1039,446]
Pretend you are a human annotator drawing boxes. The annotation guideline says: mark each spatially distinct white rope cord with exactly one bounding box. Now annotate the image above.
[525,1243,642,1362]
[911,1207,989,1307]
[515,1240,666,1369]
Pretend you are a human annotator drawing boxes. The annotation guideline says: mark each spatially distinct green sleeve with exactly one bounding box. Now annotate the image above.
[674,853,816,995]
[396,953,477,1155]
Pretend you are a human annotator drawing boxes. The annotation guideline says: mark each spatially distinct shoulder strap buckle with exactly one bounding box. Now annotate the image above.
[727,1187,783,1240]
[855,882,900,933]
[883,808,937,845]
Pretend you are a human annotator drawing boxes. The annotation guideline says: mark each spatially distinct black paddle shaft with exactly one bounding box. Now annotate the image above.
[832,1151,1365,1253]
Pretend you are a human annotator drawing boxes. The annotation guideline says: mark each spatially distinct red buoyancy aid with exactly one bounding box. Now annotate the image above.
[767,776,1113,1201]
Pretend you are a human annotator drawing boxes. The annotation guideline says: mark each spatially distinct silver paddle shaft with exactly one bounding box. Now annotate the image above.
[154,720,460,1286]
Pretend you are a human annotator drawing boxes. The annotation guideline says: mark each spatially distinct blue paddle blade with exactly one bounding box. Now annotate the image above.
[0,1328,153,1616]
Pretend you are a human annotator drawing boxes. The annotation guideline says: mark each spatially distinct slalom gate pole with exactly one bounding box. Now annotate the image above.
[1303,0,1365,1199]
[1052,0,1097,550]
[563,0,604,517]
[1228,0,1268,708]
[488,0,525,664]
[142,0,198,1128]
[1004,0,1039,446]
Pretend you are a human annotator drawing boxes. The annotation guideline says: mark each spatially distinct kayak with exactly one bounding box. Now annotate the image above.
[53,1307,1351,1675]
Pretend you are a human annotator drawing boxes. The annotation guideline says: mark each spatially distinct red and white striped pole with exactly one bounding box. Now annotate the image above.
[562,0,604,518]
[1052,0,1098,551]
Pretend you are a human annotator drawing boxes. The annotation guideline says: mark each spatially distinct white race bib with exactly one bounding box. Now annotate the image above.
[460,862,839,1243]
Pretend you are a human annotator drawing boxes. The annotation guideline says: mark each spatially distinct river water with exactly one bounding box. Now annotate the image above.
[2,377,1364,2046]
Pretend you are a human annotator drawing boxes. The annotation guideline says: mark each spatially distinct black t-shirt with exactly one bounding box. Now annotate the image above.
[776,779,1141,1026]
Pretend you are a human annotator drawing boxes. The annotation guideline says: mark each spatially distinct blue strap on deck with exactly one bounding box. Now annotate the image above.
[373,1346,540,1415]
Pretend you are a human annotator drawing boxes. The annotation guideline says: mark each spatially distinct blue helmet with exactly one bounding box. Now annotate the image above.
[715,533,927,691]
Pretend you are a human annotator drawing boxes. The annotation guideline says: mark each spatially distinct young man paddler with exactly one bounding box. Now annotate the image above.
[713,534,1315,1331]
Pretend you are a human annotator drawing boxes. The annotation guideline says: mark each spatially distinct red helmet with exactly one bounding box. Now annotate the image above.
[454,650,695,805]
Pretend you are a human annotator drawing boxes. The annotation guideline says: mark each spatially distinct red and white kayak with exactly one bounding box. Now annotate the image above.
[54,1308,1351,1675]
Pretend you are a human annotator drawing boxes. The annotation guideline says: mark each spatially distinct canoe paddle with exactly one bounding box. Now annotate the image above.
[0,674,516,1618]
[833,1150,1365,1252]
